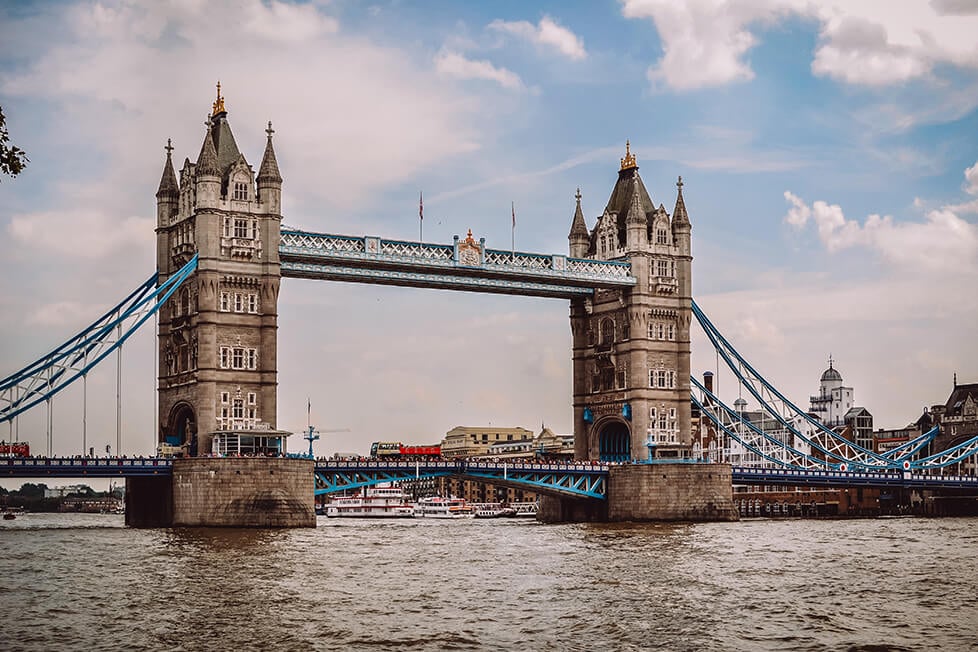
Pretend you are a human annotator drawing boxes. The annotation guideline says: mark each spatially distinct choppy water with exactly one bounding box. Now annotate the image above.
[1,514,976,651]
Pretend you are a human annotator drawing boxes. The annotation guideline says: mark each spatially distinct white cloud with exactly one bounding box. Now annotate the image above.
[1,0,489,217]
[434,49,524,89]
[965,160,978,195]
[782,190,978,272]
[8,211,153,259]
[619,0,978,90]
[489,15,587,60]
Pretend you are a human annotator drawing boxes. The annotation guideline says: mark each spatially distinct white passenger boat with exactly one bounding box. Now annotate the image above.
[325,486,415,518]
[471,503,518,518]
[415,496,472,519]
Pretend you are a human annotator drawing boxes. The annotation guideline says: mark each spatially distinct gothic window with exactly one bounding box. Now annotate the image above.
[587,329,595,347]
[232,398,244,420]
[656,229,668,245]
[180,288,190,316]
[234,218,249,238]
[248,294,259,313]
[621,319,630,340]
[616,363,627,389]
[591,367,601,393]
[669,407,677,432]
[220,292,230,312]
[247,392,256,405]
[658,411,667,430]
[600,318,614,346]
[219,346,258,371]
[600,366,615,391]
[221,392,229,404]
[657,259,670,277]
[233,182,248,201]
[667,323,675,340]
[234,293,243,312]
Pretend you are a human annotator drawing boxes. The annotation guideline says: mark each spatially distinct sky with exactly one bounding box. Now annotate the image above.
[1,0,976,461]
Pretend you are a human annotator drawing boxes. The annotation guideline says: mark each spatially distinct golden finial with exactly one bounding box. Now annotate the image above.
[620,140,637,171]
[212,81,226,116]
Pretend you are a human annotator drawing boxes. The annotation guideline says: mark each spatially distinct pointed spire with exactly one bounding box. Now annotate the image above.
[568,187,588,239]
[196,118,219,177]
[672,175,690,225]
[620,140,637,171]
[257,120,282,184]
[212,80,226,116]
[156,138,179,200]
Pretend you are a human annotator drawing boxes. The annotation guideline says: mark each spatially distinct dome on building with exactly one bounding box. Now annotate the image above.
[820,358,842,383]
[733,397,748,411]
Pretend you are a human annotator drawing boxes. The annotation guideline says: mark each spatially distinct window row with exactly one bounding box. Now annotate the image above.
[220,392,257,406]
[232,181,249,201]
[650,369,676,389]
[219,291,260,314]
[223,217,259,240]
[653,259,676,279]
[648,321,675,341]
[649,407,678,431]
[591,364,627,393]
[219,347,258,370]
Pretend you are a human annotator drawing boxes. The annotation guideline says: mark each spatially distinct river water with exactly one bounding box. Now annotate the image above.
[1,514,976,651]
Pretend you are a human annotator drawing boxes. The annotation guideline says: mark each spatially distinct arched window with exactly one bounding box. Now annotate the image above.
[180,288,190,316]
[600,318,614,346]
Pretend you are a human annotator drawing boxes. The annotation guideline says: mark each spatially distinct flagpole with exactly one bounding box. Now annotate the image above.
[419,191,424,243]
[511,201,515,261]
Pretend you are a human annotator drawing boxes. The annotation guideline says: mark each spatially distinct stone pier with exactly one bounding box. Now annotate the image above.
[538,463,738,523]
[126,457,315,528]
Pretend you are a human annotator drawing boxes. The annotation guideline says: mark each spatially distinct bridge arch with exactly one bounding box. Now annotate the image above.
[594,416,631,462]
[163,402,197,455]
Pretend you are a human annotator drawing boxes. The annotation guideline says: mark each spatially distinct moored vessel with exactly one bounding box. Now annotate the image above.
[325,486,415,518]
[415,496,472,519]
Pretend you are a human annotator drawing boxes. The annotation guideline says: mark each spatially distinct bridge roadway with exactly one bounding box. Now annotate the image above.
[3,457,978,494]
[278,229,636,298]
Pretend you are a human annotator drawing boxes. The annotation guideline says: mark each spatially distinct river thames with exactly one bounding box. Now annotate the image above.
[1,514,976,651]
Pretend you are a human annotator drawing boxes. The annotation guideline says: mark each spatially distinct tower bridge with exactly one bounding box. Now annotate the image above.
[3,87,977,526]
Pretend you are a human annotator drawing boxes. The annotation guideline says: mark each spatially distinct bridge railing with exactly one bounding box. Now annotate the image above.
[279,229,635,290]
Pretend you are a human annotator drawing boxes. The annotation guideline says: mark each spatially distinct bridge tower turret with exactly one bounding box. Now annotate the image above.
[155,84,283,457]
[570,143,693,462]
[568,188,590,259]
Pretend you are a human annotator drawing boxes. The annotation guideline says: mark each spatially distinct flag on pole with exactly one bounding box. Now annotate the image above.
[511,201,516,257]
[419,191,424,241]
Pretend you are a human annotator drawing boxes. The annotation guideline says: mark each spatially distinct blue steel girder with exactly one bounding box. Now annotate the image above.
[314,469,452,495]
[0,457,174,477]
[313,460,609,499]
[279,229,635,299]
[731,466,978,490]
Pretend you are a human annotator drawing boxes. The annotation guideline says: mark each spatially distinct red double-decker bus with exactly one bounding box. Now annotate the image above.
[399,444,440,458]
[0,442,30,457]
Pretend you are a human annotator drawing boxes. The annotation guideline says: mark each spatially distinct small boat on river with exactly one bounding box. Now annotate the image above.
[415,496,472,519]
[325,486,415,518]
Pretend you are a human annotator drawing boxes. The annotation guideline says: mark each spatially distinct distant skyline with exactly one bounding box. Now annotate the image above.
[1,0,976,458]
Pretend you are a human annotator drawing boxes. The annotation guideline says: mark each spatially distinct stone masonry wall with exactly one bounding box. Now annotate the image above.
[172,457,315,527]
[607,463,738,522]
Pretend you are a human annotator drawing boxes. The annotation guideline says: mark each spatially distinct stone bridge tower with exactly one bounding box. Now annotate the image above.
[154,85,283,456]
[569,143,692,461]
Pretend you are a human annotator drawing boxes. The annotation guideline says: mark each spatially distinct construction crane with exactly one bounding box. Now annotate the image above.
[303,399,349,458]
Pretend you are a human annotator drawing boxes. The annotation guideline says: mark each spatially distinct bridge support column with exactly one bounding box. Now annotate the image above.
[171,457,315,527]
[607,463,737,521]
[125,475,174,528]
